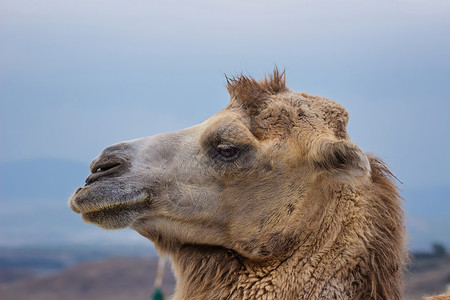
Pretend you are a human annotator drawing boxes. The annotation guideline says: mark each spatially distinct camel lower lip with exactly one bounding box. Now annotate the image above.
[70,191,149,214]
[81,200,150,229]
[79,202,129,214]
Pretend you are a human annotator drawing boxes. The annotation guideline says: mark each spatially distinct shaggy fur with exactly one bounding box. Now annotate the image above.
[69,69,408,299]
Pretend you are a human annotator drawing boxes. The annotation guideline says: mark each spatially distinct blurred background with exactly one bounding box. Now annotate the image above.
[1,0,449,299]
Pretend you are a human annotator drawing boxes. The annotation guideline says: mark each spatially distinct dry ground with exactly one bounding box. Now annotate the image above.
[1,255,449,300]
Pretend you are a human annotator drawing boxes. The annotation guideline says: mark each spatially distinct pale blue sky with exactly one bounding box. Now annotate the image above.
[1,0,449,250]
[0,4,448,181]
[2,0,450,186]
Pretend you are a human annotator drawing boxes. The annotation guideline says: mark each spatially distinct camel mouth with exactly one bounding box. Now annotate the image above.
[69,189,151,229]
[80,193,148,214]
[81,199,150,229]
[69,188,150,215]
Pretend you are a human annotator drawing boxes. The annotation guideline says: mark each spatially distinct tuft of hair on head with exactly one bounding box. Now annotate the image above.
[226,68,288,108]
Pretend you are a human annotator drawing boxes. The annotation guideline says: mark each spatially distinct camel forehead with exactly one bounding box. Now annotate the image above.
[207,98,299,138]
[231,91,349,140]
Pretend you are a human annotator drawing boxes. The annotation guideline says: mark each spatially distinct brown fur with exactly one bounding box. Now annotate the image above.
[69,69,408,299]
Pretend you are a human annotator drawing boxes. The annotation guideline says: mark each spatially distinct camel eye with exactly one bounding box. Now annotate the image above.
[217,145,238,160]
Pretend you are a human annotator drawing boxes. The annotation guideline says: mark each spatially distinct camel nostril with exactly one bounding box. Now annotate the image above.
[94,163,121,174]
[85,161,123,185]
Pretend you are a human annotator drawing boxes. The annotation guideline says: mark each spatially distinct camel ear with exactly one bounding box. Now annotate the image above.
[310,139,370,181]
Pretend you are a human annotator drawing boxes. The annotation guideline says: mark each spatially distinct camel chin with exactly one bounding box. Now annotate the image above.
[69,183,151,230]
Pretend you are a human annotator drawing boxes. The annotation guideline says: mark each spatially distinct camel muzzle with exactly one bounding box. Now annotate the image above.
[84,143,134,185]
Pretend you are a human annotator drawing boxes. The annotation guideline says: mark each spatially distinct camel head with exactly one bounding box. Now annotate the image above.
[69,70,371,259]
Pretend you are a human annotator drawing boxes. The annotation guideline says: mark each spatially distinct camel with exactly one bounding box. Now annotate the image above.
[69,69,409,299]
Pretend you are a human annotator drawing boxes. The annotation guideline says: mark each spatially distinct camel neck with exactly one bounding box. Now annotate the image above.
[169,240,367,300]
[167,178,405,300]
